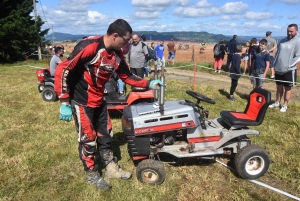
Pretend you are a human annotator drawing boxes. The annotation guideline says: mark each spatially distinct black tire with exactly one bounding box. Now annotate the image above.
[42,86,57,102]
[234,144,270,180]
[136,159,166,185]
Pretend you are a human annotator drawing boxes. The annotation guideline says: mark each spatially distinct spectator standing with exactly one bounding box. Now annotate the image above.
[243,41,250,74]
[213,39,226,73]
[251,39,270,89]
[265,31,277,78]
[225,35,238,72]
[49,46,63,76]
[167,38,176,65]
[54,19,162,190]
[229,44,243,101]
[249,38,260,87]
[129,34,149,78]
[140,35,149,77]
[269,23,300,112]
[155,40,166,72]
[148,42,157,73]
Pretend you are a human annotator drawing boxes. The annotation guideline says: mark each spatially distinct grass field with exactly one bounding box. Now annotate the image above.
[0,61,300,200]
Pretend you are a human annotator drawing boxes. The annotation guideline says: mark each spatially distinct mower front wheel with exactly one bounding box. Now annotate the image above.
[136,159,166,185]
[42,86,57,102]
[234,144,270,180]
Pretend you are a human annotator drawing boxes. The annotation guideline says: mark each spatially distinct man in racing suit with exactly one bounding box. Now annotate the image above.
[54,19,162,190]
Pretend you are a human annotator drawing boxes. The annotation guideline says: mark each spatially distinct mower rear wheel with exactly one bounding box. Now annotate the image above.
[234,144,270,180]
[136,159,165,185]
[42,86,57,102]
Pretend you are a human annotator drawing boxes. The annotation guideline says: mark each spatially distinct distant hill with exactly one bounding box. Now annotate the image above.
[45,32,88,42]
[45,31,231,43]
[45,31,285,44]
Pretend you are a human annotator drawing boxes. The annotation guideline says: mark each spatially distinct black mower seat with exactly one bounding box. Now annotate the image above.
[220,88,271,127]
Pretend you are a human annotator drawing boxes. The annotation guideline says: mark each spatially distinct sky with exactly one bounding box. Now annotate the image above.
[37,0,300,37]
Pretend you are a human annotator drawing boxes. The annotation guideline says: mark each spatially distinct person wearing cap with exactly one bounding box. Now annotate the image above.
[49,46,63,76]
[265,31,277,78]
[269,23,300,112]
[167,38,176,65]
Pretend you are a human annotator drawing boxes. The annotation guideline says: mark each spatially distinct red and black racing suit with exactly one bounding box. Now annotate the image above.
[54,36,150,171]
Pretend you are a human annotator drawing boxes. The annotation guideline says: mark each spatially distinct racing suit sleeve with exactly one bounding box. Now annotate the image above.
[54,42,99,103]
[115,51,150,89]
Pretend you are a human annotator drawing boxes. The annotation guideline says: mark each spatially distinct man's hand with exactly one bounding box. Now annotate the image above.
[60,103,72,122]
[149,80,163,90]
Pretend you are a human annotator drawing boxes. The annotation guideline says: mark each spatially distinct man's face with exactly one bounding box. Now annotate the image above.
[132,35,139,44]
[114,32,131,50]
[151,43,155,48]
[287,26,298,39]
[259,43,267,51]
[160,41,163,45]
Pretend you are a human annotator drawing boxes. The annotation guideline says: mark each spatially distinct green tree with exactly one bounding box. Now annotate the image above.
[0,0,49,63]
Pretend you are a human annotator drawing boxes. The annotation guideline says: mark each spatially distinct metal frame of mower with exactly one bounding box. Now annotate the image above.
[35,68,155,112]
[121,69,271,185]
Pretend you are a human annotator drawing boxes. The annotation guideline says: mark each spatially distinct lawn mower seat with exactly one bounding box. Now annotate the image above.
[44,69,54,81]
[220,88,271,127]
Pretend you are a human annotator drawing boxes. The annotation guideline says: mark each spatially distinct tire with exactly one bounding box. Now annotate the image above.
[136,159,166,185]
[38,83,44,93]
[234,144,270,180]
[42,86,57,102]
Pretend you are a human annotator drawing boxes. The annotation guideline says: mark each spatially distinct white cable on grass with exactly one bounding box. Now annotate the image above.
[215,159,300,201]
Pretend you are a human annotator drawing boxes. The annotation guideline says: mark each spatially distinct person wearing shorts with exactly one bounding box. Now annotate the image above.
[251,39,270,88]
[265,31,277,78]
[269,24,300,112]
[167,38,176,65]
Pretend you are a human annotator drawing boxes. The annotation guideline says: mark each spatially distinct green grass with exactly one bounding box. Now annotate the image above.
[0,61,300,200]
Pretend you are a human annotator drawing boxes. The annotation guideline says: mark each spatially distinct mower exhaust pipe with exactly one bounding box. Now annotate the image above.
[154,64,158,100]
[159,66,165,115]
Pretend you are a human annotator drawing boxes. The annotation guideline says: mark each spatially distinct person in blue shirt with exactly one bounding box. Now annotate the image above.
[251,39,270,89]
[155,40,166,72]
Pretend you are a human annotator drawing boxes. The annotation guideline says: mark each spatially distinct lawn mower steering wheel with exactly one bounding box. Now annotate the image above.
[186,90,215,104]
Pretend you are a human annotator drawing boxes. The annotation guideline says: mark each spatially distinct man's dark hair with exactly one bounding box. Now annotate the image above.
[55,46,63,54]
[233,35,237,40]
[107,19,132,37]
[235,44,242,53]
[288,23,298,31]
[141,35,146,41]
[260,38,268,45]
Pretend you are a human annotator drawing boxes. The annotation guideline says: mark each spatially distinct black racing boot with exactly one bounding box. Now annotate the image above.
[86,170,112,190]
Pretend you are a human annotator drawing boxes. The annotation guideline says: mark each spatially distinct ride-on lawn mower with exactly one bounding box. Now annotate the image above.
[122,70,271,185]
[36,68,57,101]
[35,68,155,111]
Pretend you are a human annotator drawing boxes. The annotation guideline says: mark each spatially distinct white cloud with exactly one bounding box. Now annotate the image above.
[245,11,274,20]
[58,0,106,12]
[221,15,241,20]
[242,21,257,27]
[220,2,249,14]
[173,7,220,17]
[87,11,109,23]
[177,0,190,6]
[257,22,281,30]
[196,0,213,7]
[288,14,298,19]
[134,11,160,19]
[131,0,173,7]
